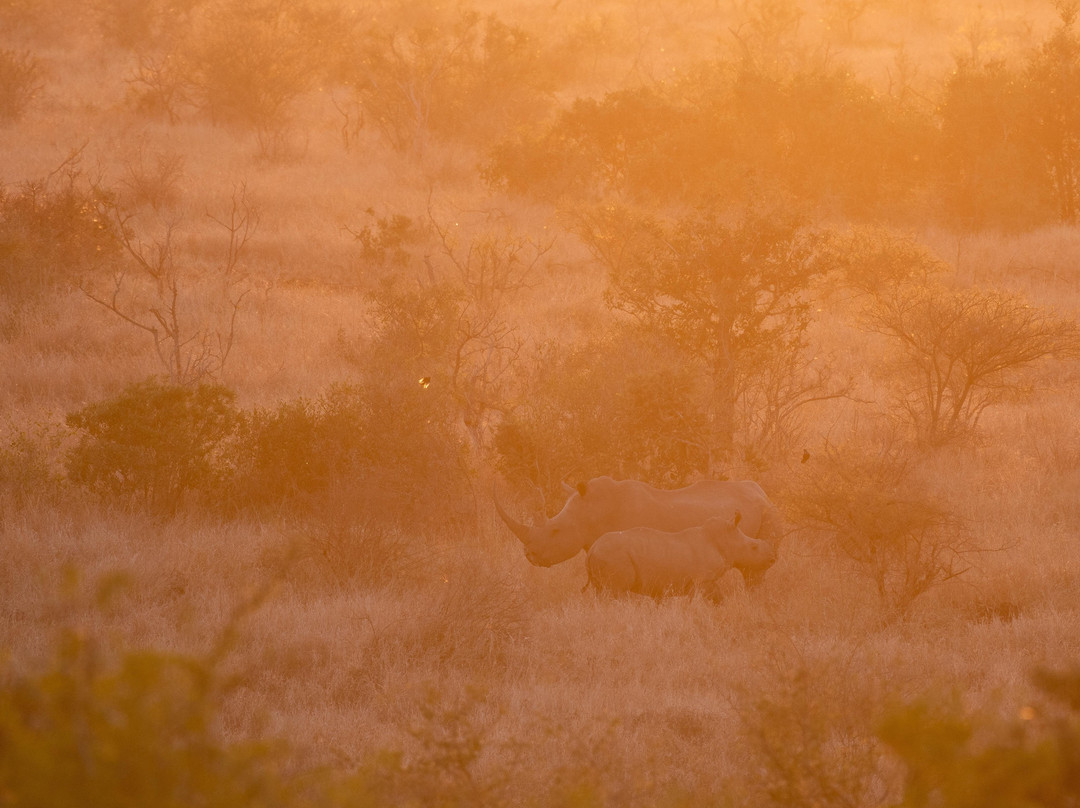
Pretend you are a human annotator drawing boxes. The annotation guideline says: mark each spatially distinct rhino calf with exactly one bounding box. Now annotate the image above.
[585,513,776,601]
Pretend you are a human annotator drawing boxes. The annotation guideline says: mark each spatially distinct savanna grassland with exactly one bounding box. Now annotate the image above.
[3,0,1080,805]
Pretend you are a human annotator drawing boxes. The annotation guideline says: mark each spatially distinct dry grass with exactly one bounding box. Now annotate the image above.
[3,0,1080,804]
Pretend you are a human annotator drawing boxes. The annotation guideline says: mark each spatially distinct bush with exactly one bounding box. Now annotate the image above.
[186,0,349,134]
[486,60,932,213]
[825,225,946,295]
[80,182,256,385]
[734,648,896,807]
[344,8,555,154]
[0,49,43,121]
[0,628,303,808]
[0,421,66,505]
[1026,4,1080,223]
[790,441,971,618]
[65,379,237,513]
[226,382,471,529]
[938,58,1052,228]
[0,159,121,304]
[879,667,1080,807]
[495,332,711,509]
[358,217,547,457]
[94,0,203,52]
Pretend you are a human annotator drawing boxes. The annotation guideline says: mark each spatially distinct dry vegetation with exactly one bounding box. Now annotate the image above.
[3,0,1080,804]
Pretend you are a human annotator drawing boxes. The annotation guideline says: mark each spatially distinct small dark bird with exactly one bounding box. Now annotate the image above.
[801,449,811,464]
[419,377,431,388]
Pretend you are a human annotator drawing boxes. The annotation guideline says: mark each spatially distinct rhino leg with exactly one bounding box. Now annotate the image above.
[586,546,638,597]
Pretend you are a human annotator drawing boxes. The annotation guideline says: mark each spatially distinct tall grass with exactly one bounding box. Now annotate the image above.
[3,0,1080,804]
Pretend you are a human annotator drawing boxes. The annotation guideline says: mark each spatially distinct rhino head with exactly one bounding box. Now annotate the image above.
[703,512,777,586]
[494,480,604,567]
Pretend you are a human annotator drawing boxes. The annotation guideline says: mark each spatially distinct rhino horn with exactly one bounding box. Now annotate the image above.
[493,488,532,543]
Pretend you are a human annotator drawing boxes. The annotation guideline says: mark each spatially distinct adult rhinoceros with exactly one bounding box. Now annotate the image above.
[586,513,776,600]
[494,476,783,584]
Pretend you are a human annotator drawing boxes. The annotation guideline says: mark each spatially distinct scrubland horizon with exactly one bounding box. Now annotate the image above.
[2,0,1080,805]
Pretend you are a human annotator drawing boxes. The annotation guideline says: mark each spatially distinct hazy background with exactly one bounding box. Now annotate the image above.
[2,0,1080,805]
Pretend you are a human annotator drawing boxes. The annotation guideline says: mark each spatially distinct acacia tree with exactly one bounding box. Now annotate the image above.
[865,281,1080,445]
[579,203,839,468]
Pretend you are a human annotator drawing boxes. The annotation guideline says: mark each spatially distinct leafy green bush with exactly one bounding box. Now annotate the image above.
[1026,5,1080,224]
[486,60,931,213]
[65,379,236,513]
[938,58,1051,228]
[98,0,206,51]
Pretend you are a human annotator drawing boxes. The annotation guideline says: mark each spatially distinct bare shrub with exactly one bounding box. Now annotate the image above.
[826,225,947,294]
[0,49,43,122]
[361,212,551,455]
[299,509,421,591]
[0,421,67,506]
[404,559,529,669]
[81,183,256,385]
[118,147,185,211]
[864,280,1080,445]
[790,440,972,618]
[125,51,192,123]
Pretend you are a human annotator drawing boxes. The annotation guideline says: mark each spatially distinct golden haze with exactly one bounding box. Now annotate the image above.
[2,0,1080,805]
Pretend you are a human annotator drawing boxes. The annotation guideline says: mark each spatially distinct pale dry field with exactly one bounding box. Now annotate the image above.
[2,0,1080,805]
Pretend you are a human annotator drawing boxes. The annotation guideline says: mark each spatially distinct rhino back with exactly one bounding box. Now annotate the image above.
[620,479,770,536]
[588,526,730,597]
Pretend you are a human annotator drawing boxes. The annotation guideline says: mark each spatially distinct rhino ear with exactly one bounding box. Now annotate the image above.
[577,481,588,497]
[733,510,742,529]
